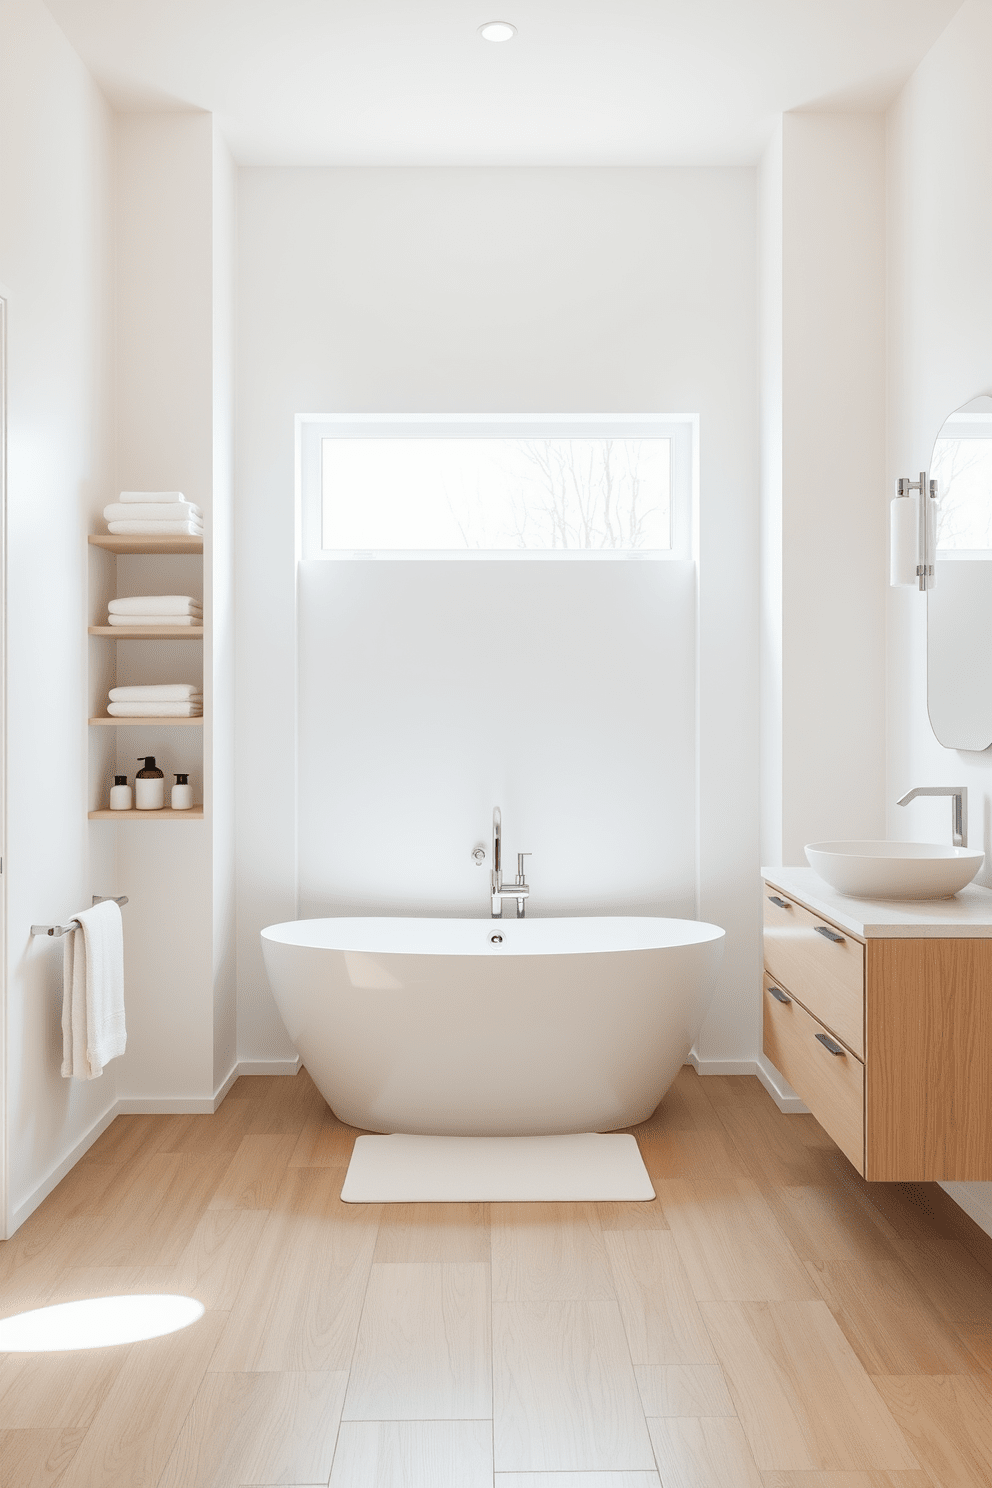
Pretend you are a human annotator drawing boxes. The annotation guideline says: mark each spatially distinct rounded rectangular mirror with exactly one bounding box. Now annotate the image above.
[928,393,992,750]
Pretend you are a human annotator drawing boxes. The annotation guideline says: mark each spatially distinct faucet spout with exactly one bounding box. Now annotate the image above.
[897,785,968,848]
[489,807,531,918]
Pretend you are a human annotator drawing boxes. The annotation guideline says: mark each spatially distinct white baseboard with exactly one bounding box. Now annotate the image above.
[115,1056,301,1113]
[9,1100,118,1235]
[687,1052,810,1115]
[7,1057,301,1236]
[117,1060,243,1116]
[688,1051,755,1077]
[755,1054,810,1114]
[236,1056,301,1077]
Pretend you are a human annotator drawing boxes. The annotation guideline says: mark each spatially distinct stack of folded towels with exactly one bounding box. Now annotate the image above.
[107,684,203,718]
[107,595,202,628]
[103,491,203,538]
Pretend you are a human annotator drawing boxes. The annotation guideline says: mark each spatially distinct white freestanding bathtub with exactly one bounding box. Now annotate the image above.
[260,915,725,1136]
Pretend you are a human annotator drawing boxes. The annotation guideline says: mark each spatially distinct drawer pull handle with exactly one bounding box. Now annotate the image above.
[767,895,791,908]
[814,925,845,944]
[815,1032,846,1056]
[767,986,791,1005]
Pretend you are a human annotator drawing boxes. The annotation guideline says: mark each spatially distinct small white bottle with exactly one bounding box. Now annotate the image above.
[171,772,194,810]
[109,774,133,811]
[134,756,165,810]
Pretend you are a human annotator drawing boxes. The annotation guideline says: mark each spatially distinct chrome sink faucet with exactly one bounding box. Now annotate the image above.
[896,785,968,847]
[491,807,531,918]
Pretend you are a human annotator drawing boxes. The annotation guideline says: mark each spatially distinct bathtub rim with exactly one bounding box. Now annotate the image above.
[260,913,725,958]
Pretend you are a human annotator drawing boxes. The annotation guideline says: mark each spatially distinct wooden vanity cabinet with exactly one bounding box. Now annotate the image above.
[762,879,992,1181]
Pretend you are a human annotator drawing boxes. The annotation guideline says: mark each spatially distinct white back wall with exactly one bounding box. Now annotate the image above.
[236,166,759,1066]
[298,560,696,920]
[887,0,992,1233]
[0,0,116,1231]
[761,113,887,870]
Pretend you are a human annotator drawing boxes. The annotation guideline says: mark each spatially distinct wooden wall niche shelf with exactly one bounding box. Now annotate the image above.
[88,534,203,555]
[88,528,204,814]
[89,716,203,726]
[89,626,203,639]
[762,868,992,1182]
[88,806,204,821]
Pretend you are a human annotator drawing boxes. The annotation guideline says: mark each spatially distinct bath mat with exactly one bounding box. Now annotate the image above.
[340,1132,655,1203]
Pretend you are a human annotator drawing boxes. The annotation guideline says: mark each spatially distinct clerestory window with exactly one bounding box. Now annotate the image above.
[298,416,694,560]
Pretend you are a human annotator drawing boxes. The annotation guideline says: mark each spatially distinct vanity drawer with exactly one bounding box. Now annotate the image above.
[763,887,865,1058]
[763,973,865,1174]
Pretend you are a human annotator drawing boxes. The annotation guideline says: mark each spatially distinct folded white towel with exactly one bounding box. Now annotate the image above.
[109,525,203,538]
[119,491,188,504]
[109,683,202,702]
[104,502,202,524]
[107,614,202,627]
[107,701,202,717]
[62,900,126,1080]
[108,595,201,616]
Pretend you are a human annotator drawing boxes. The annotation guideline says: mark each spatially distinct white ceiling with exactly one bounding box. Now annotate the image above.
[43,0,963,166]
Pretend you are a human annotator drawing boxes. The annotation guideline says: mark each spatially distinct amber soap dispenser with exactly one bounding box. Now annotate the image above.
[135,756,165,810]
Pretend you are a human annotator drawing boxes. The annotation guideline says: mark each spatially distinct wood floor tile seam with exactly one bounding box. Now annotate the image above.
[156,1304,235,1476]
[313,1169,381,1388]
[344,1262,493,1422]
[325,1415,495,1422]
[641,1411,743,1419]
[606,1239,676,1400]
[323,1401,347,1488]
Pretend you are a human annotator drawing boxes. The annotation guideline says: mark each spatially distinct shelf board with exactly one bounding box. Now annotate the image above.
[88,535,203,555]
[89,625,204,639]
[89,715,204,726]
[88,806,204,821]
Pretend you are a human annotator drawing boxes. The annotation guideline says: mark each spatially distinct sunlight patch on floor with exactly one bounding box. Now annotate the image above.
[0,1294,205,1352]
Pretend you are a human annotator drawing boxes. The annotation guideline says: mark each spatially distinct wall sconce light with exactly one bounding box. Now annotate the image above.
[891,472,937,590]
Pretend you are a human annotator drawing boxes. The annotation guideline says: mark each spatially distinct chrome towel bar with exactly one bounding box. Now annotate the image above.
[31,895,128,938]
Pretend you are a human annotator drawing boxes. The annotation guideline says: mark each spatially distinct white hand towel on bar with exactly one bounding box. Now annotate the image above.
[61,900,126,1080]
[109,683,202,702]
[119,490,188,503]
[108,595,201,616]
[107,614,202,627]
[107,520,203,536]
[104,502,202,523]
[107,700,202,716]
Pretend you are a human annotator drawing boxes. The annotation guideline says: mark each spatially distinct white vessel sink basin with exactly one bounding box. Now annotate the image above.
[805,840,985,900]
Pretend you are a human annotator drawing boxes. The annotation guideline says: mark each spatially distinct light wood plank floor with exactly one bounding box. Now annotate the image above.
[3,1067,992,1486]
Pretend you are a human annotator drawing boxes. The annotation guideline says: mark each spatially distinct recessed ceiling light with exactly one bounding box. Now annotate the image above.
[0,1295,205,1352]
[479,21,517,43]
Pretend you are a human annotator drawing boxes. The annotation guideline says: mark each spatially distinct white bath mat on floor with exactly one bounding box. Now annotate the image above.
[340,1132,655,1203]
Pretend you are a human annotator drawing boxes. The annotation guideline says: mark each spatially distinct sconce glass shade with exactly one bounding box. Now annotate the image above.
[891,492,919,586]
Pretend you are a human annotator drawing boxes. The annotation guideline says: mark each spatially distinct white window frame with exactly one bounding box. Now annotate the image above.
[297,413,697,561]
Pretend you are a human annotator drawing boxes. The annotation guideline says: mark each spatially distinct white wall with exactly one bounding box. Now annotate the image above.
[759,121,784,871]
[236,167,760,1069]
[761,113,888,870]
[113,112,237,1106]
[211,127,237,1092]
[886,0,992,1230]
[298,560,697,920]
[0,0,116,1230]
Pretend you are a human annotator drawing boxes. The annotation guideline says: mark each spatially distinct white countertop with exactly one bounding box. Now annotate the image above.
[762,866,992,938]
